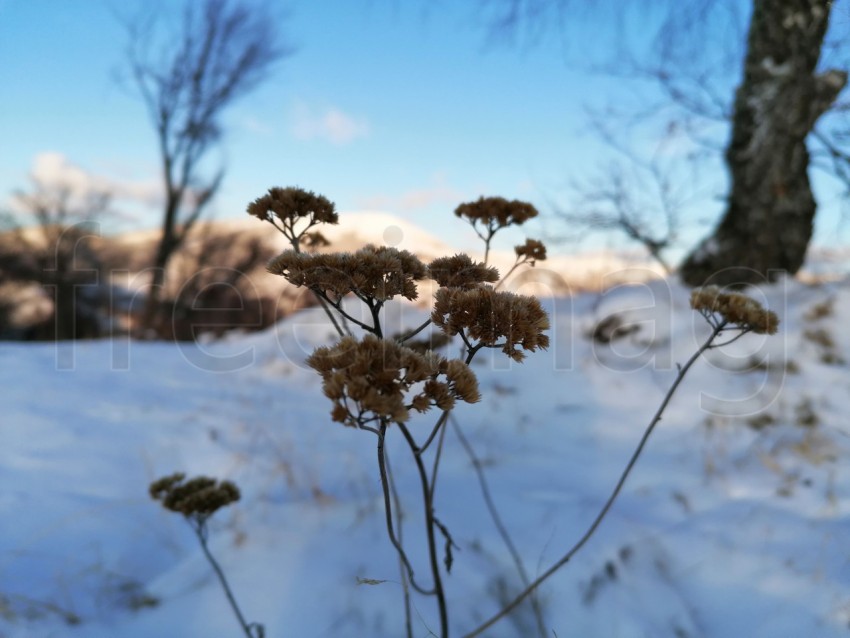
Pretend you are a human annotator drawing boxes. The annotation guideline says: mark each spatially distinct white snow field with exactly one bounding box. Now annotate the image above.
[1,274,849,637]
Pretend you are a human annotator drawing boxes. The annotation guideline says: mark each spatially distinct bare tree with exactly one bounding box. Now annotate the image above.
[121,0,288,333]
[482,0,850,285]
[3,181,109,340]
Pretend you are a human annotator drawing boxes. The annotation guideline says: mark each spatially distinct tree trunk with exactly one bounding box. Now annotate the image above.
[139,194,182,335]
[679,0,846,287]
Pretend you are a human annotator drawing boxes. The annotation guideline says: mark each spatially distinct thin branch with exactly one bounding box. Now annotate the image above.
[385,452,414,638]
[450,414,547,638]
[192,520,261,638]
[462,321,727,638]
[397,422,449,638]
[398,318,433,343]
[377,423,435,596]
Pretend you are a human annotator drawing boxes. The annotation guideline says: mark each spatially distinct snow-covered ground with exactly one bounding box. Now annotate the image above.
[2,274,849,637]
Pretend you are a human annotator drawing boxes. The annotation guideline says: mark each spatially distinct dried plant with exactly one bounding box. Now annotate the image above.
[268,245,427,303]
[455,195,539,262]
[427,253,500,289]
[690,285,779,335]
[431,286,550,361]
[247,187,338,249]
[150,474,263,638]
[514,238,547,265]
[154,187,780,638]
[307,334,480,427]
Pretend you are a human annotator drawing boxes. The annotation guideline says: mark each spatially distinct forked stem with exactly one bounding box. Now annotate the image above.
[462,321,727,638]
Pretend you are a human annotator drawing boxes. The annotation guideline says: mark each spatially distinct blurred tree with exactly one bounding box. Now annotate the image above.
[2,180,107,340]
[679,0,846,285]
[121,0,288,334]
[485,0,849,285]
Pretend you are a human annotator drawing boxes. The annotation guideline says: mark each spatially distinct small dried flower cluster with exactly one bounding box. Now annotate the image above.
[515,239,547,265]
[247,187,338,227]
[302,231,331,250]
[150,473,240,519]
[428,254,499,289]
[690,286,779,334]
[267,245,428,302]
[307,334,480,425]
[454,196,538,230]
[432,286,550,361]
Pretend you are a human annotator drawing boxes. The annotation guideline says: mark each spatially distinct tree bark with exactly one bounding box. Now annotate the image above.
[139,194,181,335]
[680,0,846,287]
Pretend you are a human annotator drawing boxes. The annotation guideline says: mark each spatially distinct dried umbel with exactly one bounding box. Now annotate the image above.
[432,286,550,361]
[454,196,538,230]
[306,334,480,426]
[690,286,779,334]
[428,254,499,289]
[515,239,547,265]
[150,473,240,519]
[267,245,428,302]
[247,186,339,227]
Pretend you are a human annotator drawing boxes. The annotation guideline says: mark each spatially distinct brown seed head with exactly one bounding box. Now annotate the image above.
[306,334,480,426]
[428,254,499,289]
[267,245,428,302]
[515,239,547,264]
[454,196,538,231]
[432,286,550,361]
[690,286,779,335]
[247,187,339,226]
[150,473,240,519]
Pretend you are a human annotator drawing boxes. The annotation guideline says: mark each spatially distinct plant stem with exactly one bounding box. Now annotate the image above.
[397,422,449,638]
[193,522,259,638]
[398,318,433,343]
[450,415,547,638]
[284,229,346,338]
[377,423,433,596]
[386,452,414,638]
[462,322,726,638]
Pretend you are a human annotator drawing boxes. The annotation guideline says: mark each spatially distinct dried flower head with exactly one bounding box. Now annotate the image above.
[515,239,547,265]
[303,231,331,250]
[247,187,339,226]
[690,286,779,334]
[454,196,538,231]
[428,254,499,289]
[432,286,550,361]
[307,334,480,426]
[267,245,428,302]
[150,473,240,520]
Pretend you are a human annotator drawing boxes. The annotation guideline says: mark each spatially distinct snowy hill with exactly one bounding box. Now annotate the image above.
[96,211,666,299]
[2,274,849,637]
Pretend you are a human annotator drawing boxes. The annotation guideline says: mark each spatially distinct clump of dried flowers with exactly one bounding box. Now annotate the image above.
[307,334,480,427]
[432,286,550,361]
[150,473,261,638]
[454,196,540,262]
[428,253,500,289]
[690,285,779,335]
[150,473,240,522]
[247,186,338,226]
[247,186,338,249]
[514,238,547,266]
[244,187,552,636]
[268,245,427,303]
[455,196,538,231]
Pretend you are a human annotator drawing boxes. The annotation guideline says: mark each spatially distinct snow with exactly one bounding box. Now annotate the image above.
[2,275,850,637]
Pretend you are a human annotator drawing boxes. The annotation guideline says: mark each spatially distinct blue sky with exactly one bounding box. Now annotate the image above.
[1,0,848,256]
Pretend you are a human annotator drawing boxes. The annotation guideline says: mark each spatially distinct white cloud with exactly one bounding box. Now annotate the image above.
[6,152,162,224]
[290,102,370,145]
[28,152,161,206]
